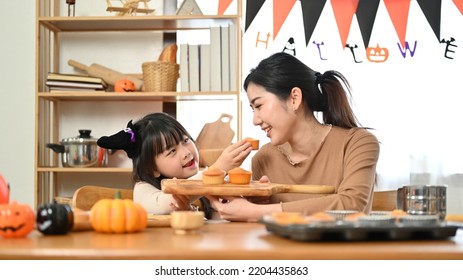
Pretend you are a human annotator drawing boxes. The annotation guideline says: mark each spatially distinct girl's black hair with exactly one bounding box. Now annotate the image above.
[131,112,194,189]
[243,52,360,128]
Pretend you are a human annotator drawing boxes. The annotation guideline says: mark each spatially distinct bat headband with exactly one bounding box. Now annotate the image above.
[97,120,140,158]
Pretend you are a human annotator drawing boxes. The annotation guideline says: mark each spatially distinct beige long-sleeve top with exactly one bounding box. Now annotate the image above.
[133,173,202,214]
[251,127,380,215]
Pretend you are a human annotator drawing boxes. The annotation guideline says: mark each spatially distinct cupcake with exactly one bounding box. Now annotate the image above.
[202,167,226,185]
[272,212,308,225]
[244,137,260,150]
[228,167,252,184]
[307,211,337,223]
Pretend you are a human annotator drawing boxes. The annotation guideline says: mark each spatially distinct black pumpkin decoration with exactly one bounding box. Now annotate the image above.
[36,202,74,235]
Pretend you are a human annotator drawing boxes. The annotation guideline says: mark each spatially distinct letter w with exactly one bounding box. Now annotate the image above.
[398,41,417,58]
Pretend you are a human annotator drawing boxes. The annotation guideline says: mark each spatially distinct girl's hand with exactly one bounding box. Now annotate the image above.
[170,194,193,211]
[210,139,253,172]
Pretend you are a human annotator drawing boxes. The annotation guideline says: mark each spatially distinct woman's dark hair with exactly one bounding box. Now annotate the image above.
[132,112,193,189]
[243,52,359,128]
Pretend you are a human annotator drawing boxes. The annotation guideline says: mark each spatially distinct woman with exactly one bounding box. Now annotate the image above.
[208,52,380,221]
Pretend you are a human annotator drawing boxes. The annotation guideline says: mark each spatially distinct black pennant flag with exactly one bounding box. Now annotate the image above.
[356,0,380,48]
[245,0,266,31]
[300,0,327,46]
[417,0,442,42]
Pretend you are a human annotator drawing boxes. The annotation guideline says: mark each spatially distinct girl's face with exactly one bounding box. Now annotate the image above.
[154,136,199,179]
[247,83,296,146]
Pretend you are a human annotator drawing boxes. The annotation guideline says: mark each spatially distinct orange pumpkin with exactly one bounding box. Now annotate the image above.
[90,192,147,233]
[114,79,136,92]
[0,201,35,238]
[366,44,389,63]
[0,174,9,204]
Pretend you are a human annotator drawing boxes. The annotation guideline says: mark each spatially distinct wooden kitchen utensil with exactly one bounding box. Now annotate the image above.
[68,59,144,90]
[161,179,335,197]
[195,113,235,149]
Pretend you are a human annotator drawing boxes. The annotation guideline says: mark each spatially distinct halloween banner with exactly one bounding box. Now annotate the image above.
[245,0,462,51]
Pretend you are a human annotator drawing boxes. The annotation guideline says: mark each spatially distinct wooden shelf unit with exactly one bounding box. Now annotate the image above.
[35,0,242,207]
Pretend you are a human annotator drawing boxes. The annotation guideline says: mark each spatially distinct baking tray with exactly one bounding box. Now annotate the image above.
[261,215,460,242]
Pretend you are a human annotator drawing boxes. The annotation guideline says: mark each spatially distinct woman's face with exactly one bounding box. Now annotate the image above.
[247,83,295,146]
[154,136,199,179]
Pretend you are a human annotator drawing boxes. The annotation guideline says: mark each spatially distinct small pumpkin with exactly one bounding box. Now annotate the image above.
[114,79,136,92]
[0,201,35,238]
[36,202,74,235]
[0,173,9,204]
[90,191,147,233]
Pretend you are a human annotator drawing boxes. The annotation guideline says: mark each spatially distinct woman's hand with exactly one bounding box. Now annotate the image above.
[206,196,258,221]
[258,175,270,183]
[206,195,281,222]
[210,139,253,172]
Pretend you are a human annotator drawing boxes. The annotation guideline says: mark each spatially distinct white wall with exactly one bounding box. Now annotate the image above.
[0,1,35,207]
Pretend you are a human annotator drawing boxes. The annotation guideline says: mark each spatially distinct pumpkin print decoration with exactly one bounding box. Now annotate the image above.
[114,79,136,92]
[90,191,147,233]
[0,201,35,238]
[366,44,389,63]
[0,173,9,204]
[36,202,74,235]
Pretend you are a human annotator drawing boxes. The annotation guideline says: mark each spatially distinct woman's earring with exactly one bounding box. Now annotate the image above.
[293,107,297,113]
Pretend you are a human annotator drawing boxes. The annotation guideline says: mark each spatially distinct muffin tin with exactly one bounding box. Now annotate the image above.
[261,214,460,242]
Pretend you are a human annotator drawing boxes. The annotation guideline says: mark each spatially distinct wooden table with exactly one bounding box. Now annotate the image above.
[1,222,463,259]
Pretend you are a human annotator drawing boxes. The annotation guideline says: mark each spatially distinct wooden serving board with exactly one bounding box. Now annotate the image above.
[72,211,171,231]
[195,113,235,149]
[147,214,171,227]
[161,179,335,197]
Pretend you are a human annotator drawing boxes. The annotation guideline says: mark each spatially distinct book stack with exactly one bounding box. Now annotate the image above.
[46,73,108,91]
[179,24,238,92]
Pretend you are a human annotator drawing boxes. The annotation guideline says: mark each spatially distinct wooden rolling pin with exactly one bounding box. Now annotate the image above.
[161,179,335,197]
[68,59,144,90]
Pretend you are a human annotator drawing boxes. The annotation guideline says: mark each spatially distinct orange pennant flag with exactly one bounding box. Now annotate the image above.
[273,0,298,40]
[384,0,411,48]
[453,0,463,15]
[218,0,234,15]
[331,0,359,48]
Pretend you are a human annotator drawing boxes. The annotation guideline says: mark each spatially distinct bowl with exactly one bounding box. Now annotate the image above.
[325,210,359,220]
[170,211,205,234]
[199,148,224,167]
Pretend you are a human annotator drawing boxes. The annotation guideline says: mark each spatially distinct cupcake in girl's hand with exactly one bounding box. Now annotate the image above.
[244,137,259,150]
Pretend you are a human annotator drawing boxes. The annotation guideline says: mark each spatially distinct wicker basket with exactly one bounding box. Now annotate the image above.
[142,61,179,92]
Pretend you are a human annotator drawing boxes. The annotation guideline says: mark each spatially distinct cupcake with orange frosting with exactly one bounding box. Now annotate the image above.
[202,167,226,185]
[228,167,252,184]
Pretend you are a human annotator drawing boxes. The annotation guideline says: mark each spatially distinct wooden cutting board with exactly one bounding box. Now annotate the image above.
[72,210,171,231]
[195,113,235,149]
[161,179,335,197]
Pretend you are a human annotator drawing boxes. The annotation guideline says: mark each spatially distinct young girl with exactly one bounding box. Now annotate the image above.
[97,112,252,217]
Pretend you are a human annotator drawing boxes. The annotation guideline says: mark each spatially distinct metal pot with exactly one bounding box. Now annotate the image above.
[46,129,108,167]
[397,185,446,220]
